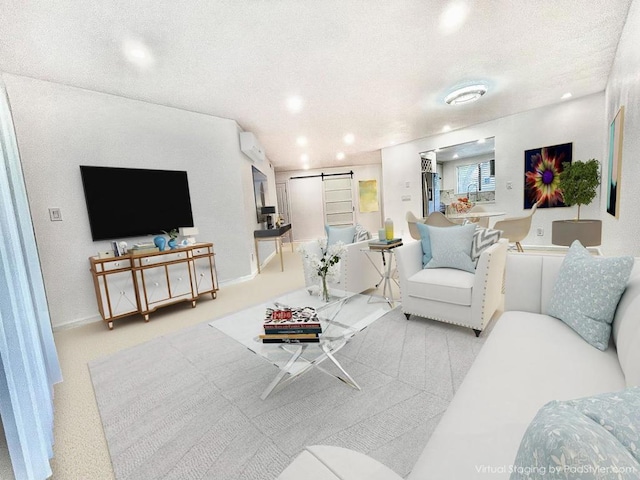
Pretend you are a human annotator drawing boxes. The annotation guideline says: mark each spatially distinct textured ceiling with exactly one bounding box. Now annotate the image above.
[0,1,632,171]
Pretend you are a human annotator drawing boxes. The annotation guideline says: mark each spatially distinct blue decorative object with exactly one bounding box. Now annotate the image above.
[153,236,166,251]
[168,238,178,250]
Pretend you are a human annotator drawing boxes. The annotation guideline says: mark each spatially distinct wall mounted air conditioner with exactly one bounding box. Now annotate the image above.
[240,132,266,163]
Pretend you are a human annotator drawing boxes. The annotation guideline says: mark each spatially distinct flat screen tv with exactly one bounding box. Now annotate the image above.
[80,165,194,241]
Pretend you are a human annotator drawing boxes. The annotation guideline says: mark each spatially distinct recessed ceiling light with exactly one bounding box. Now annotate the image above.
[123,38,154,68]
[440,1,470,34]
[445,84,487,105]
[442,125,451,133]
[286,96,304,113]
[561,92,573,100]
[343,133,355,145]
[477,138,486,144]
[301,154,309,162]
[296,136,308,147]
[302,164,310,170]
[453,154,459,159]
[336,152,345,161]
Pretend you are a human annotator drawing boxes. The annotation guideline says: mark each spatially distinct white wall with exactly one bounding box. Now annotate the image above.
[275,163,384,242]
[602,0,640,256]
[382,93,605,244]
[3,74,273,328]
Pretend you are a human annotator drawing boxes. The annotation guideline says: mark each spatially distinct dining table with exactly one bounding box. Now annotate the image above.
[446,210,506,221]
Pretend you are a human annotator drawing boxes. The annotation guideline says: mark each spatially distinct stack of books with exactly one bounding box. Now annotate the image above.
[260,306,322,343]
[368,238,403,249]
[130,242,160,255]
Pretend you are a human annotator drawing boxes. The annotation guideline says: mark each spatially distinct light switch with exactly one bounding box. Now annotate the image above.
[401,195,411,201]
[405,181,410,188]
[49,208,63,221]
[506,181,513,190]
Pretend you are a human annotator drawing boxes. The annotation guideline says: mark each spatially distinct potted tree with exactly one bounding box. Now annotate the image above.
[551,159,602,246]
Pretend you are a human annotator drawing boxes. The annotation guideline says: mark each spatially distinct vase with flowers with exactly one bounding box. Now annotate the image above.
[300,238,347,302]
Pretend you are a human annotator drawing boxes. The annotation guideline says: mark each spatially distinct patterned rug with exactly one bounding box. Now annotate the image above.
[89,307,487,479]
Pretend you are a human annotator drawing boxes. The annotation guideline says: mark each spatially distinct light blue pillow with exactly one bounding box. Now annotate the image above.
[325,225,356,246]
[415,222,432,267]
[511,388,640,480]
[425,224,476,273]
[548,240,634,350]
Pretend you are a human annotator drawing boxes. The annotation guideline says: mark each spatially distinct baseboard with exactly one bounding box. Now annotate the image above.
[53,314,102,332]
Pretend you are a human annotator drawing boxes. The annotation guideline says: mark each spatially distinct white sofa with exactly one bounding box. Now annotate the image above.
[301,238,382,295]
[279,251,640,480]
[395,238,508,336]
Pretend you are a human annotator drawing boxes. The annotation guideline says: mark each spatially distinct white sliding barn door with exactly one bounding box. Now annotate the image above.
[288,177,325,241]
[324,177,354,226]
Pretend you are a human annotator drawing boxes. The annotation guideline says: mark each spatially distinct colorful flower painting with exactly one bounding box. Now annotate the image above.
[524,142,572,209]
[607,106,624,218]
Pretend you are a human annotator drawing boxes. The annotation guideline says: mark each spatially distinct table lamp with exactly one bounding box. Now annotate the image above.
[261,206,276,229]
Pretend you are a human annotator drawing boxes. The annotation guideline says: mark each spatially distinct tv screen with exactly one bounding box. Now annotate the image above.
[80,165,194,241]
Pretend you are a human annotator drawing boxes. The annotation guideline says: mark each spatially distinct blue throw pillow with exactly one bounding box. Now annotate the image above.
[511,387,640,479]
[548,240,634,351]
[425,224,476,273]
[416,222,432,267]
[325,225,356,246]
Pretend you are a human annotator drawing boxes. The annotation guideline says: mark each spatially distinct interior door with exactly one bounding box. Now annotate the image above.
[276,182,290,224]
[288,177,325,241]
[323,177,354,226]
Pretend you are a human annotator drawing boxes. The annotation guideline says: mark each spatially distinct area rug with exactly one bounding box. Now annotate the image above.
[89,307,489,479]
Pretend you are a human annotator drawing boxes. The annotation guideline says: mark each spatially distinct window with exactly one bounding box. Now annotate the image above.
[456,160,495,195]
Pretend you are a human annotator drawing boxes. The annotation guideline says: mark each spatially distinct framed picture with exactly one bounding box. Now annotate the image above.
[524,142,572,209]
[607,106,624,218]
[251,166,267,224]
[358,180,379,212]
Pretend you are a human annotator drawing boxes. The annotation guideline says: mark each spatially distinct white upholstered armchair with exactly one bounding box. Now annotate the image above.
[395,239,508,336]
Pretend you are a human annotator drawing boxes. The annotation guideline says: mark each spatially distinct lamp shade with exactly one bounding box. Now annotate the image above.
[261,206,276,214]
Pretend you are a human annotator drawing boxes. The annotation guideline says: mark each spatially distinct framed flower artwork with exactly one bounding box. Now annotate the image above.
[524,142,572,209]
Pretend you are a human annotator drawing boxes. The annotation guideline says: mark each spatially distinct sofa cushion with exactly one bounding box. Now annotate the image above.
[471,226,501,264]
[326,225,356,246]
[548,240,634,351]
[612,263,640,387]
[511,388,640,479]
[425,223,476,273]
[353,223,371,242]
[407,267,474,306]
[415,222,432,267]
[408,311,626,480]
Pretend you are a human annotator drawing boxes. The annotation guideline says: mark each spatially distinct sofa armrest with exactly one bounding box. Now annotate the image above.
[395,241,423,297]
[471,238,508,328]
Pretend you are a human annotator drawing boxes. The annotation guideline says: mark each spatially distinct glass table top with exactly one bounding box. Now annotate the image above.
[210,288,390,377]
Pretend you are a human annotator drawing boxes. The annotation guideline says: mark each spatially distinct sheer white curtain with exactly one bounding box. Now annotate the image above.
[0,79,62,479]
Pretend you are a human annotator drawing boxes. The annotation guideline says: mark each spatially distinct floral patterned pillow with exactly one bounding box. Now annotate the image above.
[511,387,640,479]
[547,240,634,350]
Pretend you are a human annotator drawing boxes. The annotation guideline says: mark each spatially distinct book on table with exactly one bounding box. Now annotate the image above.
[262,306,322,343]
[368,238,403,249]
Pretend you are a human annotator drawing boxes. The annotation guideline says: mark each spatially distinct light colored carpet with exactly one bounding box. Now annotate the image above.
[89,306,489,479]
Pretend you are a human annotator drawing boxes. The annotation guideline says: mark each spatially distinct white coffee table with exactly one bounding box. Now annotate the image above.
[210,288,390,399]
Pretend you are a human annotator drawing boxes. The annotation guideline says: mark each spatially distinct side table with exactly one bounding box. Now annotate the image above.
[254,223,294,273]
[362,239,403,306]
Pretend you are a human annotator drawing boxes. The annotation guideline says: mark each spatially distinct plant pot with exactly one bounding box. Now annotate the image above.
[551,219,602,247]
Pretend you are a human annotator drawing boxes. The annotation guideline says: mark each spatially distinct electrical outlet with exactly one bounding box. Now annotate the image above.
[506,181,513,190]
[49,208,62,221]
[536,227,544,236]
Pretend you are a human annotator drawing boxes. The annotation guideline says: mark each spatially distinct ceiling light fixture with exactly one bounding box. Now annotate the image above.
[122,38,154,68]
[343,133,355,145]
[444,84,487,105]
[336,152,345,161]
[440,1,470,34]
[302,164,310,170]
[300,154,309,163]
[442,125,452,133]
[561,92,573,100]
[286,96,304,113]
[296,136,308,147]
